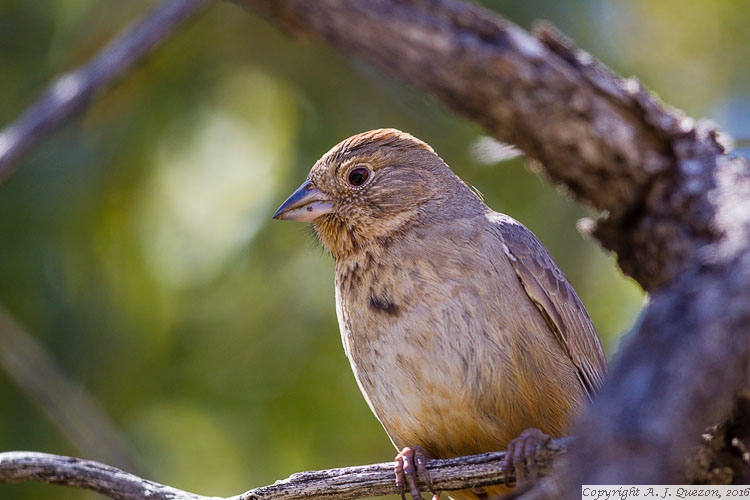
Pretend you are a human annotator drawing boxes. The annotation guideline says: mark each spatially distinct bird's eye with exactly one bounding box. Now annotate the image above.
[347,166,370,187]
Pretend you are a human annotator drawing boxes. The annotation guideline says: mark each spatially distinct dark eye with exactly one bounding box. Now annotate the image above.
[347,166,370,187]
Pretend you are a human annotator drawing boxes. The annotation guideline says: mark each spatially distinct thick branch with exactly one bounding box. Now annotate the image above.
[233,0,724,291]
[0,441,570,500]
[0,0,212,182]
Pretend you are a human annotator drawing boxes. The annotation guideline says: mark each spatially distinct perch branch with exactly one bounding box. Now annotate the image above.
[0,0,212,182]
[0,440,570,500]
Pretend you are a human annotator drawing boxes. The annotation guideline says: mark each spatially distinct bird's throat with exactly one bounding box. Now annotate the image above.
[313,211,414,261]
[313,215,365,260]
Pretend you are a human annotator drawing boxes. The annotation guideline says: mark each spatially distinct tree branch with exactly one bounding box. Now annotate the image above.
[0,452,213,500]
[0,0,212,182]
[0,440,570,500]
[233,0,720,291]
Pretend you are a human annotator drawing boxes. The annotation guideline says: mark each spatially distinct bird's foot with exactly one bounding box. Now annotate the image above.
[395,445,440,500]
[503,427,550,486]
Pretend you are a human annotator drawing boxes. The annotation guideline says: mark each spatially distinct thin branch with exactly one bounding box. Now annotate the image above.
[0,304,141,472]
[0,452,213,500]
[0,0,213,182]
[0,440,571,500]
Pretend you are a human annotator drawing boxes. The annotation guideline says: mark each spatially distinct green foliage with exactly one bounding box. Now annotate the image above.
[2,2,749,499]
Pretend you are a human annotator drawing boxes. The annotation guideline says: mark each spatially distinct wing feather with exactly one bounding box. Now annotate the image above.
[492,213,607,398]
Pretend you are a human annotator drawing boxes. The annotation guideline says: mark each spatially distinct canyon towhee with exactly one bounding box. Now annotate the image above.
[273,129,607,499]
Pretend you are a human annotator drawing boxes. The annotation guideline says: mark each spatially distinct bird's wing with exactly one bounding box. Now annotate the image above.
[492,213,607,398]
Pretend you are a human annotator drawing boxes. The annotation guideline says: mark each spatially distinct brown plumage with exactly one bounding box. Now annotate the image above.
[273,129,607,498]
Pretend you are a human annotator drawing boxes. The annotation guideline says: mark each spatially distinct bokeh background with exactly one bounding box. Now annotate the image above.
[2,1,749,499]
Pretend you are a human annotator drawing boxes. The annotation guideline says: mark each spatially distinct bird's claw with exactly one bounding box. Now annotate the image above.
[395,446,440,500]
[503,427,550,486]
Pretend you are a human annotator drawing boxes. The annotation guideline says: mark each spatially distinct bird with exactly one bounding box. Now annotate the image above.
[273,129,607,499]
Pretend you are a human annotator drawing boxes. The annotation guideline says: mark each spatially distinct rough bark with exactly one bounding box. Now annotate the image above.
[0,452,211,500]
[0,441,569,500]
[235,0,725,292]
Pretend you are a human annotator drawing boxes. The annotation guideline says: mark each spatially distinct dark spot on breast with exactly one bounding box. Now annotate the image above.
[369,295,400,316]
[364,251,375,269]
[340,262,363,291]
[376,236,394,248]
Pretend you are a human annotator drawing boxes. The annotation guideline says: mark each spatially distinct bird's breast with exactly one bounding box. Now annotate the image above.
[334,230,518,451]
[333,223,584,457]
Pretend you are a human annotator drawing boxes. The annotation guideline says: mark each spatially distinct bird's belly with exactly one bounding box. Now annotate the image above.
[339,308,520,457]
[354,354,457,450]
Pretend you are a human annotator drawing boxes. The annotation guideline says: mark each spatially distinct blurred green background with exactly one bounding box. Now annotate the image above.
[1,1,749,499]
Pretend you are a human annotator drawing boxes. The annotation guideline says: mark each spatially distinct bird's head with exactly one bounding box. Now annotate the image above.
[273,129,482,259]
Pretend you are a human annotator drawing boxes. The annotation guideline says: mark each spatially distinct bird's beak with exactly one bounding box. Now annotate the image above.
[273,180,335,222]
